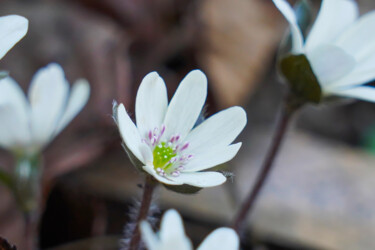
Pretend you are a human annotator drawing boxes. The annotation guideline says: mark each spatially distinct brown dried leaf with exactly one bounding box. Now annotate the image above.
[198,0,285,108]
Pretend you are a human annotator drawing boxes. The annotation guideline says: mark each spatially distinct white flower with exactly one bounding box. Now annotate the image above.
[115,70,246,187]
[0,15,28,60]
[140,209,239,250]
[274,0,375,102]
[0,63,90,155]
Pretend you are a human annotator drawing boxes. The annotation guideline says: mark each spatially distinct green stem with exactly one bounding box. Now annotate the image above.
[13,154,42,250]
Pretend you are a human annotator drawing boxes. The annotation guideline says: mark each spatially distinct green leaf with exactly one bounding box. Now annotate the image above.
[0,168,13,189]
[280,54,322,103]
[0,71,9,80]
[163,184,202,194]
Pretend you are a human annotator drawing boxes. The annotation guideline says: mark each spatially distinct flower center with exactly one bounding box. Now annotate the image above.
[153,142,176,171]
[145,126,194,177]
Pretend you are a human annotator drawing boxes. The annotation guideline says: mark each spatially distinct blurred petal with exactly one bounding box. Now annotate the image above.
[308,44,355,86]
[0,104,19,149]
[336,10,375,61]
[0,15,28,59]
[169,172,227,188]
[54,79,90,136]
[184,107,246,154]
[0,77,30,147]
[117,104,144,163]
[163,70,207,142]
[183,143,241,172]
[327,86,375,103]
[140,221,159,250]
[197,228,239,250]
[272,0,304,53]
[160,209,192,250]
[136,72,168,139]
[305,0,358,52]
[325,54,375,89]
[28,63,69,148]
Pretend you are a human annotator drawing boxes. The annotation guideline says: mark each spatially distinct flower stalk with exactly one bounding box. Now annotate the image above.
[232,95,303,234]
[128,175,157,250]
[13,154,42,250]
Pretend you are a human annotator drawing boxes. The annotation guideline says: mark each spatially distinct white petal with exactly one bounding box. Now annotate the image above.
[305,0,358,52]
[0,77,30,148]
[140,221,159,250]
[183,143,242,172]
[0,15,28,59]
[0,104,19,149]
[307,44,356,86]
[117,104,144,163]
[272,0,304,53]
[136,72,168,139]
[324,54,375,89]
[142,165,183,185]
[28,63,69,148]
[197,228,239,250]
[184,106,246,154]
[54,79,90,136]
[163,70,207,142]
[140,144,153,166]
[169,172,227,188]
[160,209,192,250]
[326,86,375,103]
[336,10,375,61]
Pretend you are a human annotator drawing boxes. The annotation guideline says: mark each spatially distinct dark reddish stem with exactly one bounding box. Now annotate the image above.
[232,97,301,234]
[128,175,156,250]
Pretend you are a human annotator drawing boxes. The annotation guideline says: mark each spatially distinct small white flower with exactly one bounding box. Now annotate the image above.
[140,209,239,250]
[0,63,90,155]
[0,15,28,60]
[275,0,375,102]
[115,70,246,187]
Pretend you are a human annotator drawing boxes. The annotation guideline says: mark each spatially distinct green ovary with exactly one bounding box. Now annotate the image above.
[153,142,176,171]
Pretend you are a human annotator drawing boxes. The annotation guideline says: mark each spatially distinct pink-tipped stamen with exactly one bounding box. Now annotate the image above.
[170,136,175,143]
[180,143,189,151]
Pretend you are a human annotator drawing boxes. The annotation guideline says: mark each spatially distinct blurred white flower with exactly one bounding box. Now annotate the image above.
[0,63,90,155]
[115,70,246,187]
[140,209,239,250]
[275,0,375,102]
[0,15,28,60]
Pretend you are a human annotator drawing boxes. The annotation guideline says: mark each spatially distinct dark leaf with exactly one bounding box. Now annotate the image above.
[163,184,202,194]
[280,54,322,104]
[0,169,13,190]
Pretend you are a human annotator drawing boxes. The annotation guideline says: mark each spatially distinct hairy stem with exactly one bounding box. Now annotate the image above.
[232,97,301,234]
[128,175,156,250]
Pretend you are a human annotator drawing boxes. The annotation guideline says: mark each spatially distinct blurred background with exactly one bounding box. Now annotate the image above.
[1,0,375,249]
